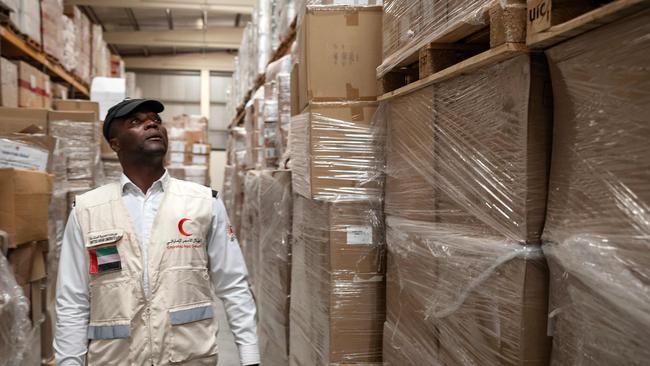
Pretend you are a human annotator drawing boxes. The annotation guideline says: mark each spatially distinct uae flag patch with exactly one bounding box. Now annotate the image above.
[89,245,122,274]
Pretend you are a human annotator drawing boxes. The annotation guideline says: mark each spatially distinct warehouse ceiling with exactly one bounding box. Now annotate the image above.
[64,0,253,58]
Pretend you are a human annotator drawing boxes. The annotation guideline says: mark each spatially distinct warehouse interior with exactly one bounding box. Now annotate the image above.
[0,0,648,365]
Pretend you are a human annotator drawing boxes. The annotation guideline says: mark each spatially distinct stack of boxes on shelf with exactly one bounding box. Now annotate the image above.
[290,5,385,365]
[0,2,123,102]
[0,96,104,363]
[165,115,211,186]
[539,10,650,365]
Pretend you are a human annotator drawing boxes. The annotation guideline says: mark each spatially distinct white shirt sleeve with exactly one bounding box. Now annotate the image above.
[207,196,260,366]
[54,209,90,366]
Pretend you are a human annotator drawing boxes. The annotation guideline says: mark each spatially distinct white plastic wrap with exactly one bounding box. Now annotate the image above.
[0,251,31,366]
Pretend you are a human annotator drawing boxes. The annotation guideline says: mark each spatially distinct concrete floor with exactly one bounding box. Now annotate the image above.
[215,299,241,366]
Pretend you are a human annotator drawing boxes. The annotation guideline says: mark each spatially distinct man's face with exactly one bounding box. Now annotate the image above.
[109,109,168,157]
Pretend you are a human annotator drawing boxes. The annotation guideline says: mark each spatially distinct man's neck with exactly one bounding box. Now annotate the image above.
[121,158,166,194]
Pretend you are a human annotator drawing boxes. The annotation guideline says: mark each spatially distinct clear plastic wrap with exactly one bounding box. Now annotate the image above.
[290,101,385,202]
[257,170,292,365]
[383,53,551,243]
[541,12,650,366]
[67,6,91,83]
[378,0,527,77]
[61,13,77,72]
[41,0,64,62]
[240,170,261,289]
[100,159,122,184]
[48,118,102,191]
[383,217,549,366]
[379,53,553,364]
[289,195,385,365]
[244,89,265,169]
[16,0,41,45]
[0,251,31,366]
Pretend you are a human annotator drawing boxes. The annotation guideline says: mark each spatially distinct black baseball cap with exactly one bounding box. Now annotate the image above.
[103,98,164,141]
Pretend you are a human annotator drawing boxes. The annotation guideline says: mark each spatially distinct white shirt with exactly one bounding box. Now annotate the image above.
[54,171,259,365]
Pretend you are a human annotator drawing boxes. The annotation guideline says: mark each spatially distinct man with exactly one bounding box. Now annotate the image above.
[54,99,259,366]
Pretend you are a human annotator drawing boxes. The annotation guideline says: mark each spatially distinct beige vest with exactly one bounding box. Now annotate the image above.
[75,178,219,365]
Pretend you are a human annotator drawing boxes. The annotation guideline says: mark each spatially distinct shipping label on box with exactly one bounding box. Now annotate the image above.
[0,139,49,171]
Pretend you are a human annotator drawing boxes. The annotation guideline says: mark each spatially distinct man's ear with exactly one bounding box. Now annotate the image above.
[110,137,120,153]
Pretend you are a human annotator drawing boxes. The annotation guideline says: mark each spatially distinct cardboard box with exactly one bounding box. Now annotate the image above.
[41,0,64,62]
[7,240,48,324]
[0,168,53,247]
[51,100,115,159]
[258,170,292,365]
[382,53,552,243]
[540,14,650,366]
[383,216,550,365]
[1,57,18,107]
[16,0,41,45]
[297,6,383,111]
[16,61,45,108]
[384,85,436,222]
[290,195,385,365]
[290,101,382,201]
[0,107,49,134]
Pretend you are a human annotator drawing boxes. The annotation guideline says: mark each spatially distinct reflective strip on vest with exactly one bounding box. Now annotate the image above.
[88,324,131,339]
[170,304,214,325]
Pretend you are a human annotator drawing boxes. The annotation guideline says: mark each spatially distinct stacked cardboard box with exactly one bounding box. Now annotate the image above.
[165,115,210,186]
[41,0,64,63]
[223,127,248,238]
[381,54,553,365]
[257,170,293,365]
[265,55,292,165]
[240,170,261,287]
[91,24,111,78]
[16,61,50,109]
[541,12,650,366]
[243,88,265,169]
[288,5,386,365]
[14,0,41,45]
[0,57,18,107]
[64,6,92,84]
[48,110,101,191]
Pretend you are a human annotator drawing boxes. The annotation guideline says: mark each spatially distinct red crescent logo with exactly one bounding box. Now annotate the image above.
[178,218,192,237]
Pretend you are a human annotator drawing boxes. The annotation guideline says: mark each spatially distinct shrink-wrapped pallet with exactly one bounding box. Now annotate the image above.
[542,11,650,366]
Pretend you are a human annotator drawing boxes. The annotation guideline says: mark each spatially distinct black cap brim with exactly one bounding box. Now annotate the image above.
[103,99,165,141]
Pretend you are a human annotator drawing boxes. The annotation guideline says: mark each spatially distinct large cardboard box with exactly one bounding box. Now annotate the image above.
[541,12,650,366]
[16,61,46,108]
[290,101,382,201]
[0,107,49,134]
[297,6,382,111]
[41,0,64,62]
[0,168,53,247]
[383,216,550,366]
[383,53,552,243]
[384,85,436,222]
[258,170,292,365]
[290,195,385,365]
[51,99,115,159]
[1,57,18,107]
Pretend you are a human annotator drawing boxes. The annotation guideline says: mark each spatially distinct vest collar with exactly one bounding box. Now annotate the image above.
[120,169,170,195]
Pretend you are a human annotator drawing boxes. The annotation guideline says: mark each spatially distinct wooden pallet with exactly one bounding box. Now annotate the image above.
[379,42,528,102]
[526,0,650,49]
[378,1,527,95]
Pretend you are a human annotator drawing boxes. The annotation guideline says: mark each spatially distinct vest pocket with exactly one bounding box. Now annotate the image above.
[168,302,218,363]
[89,277,135,323]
